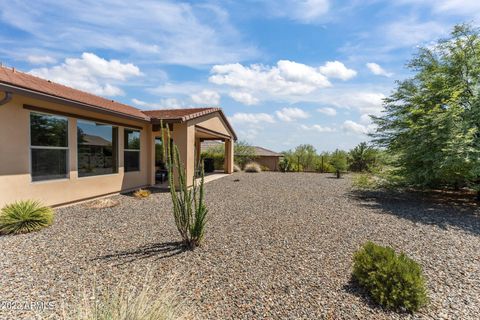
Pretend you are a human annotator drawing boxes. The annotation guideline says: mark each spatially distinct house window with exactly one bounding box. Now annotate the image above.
[77,120,118,177]
[30,112,69,182]
[124,129,140,172]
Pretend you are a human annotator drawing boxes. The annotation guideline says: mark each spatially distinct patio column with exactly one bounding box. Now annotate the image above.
[224,138,234,174]
[195,137,201,168]
[171,122,195,187]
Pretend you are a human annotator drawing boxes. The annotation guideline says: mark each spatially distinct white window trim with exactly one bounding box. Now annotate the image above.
[29,111,70,183]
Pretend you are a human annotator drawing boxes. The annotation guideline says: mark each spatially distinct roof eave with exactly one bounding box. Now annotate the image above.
[0,82,151,123]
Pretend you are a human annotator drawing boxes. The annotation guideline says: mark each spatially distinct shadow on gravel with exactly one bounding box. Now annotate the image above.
[349,190,480,236]
[93,241,187,266]
[343,278,408,316]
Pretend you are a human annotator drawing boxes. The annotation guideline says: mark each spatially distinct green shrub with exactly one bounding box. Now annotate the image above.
[244,162,261,173]
[0,200,54,235]
[352,242,428,312]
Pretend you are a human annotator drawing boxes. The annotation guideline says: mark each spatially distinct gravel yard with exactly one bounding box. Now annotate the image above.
[1,172,479,319]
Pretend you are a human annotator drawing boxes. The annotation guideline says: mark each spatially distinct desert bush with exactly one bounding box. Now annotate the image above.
[244,162,262,173]
[67,278,189,320]
[353,242,428,312]
[0,200,54,235]
[134,189,151,199]
[330,149,348,178]
[352,174,379,190]
[278,157,291,172]
[233,164,241,172]
[260,165,270,171]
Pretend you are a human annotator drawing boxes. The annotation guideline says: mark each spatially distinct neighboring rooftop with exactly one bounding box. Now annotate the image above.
[201,141,282,157]
[0,66,149,120]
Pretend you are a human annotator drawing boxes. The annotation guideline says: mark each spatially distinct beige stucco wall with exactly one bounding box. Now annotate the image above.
[190,112,232,137]
[255,156,280,171]
[0,95,151,207]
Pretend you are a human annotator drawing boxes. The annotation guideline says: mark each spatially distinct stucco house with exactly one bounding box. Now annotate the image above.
[201,141,282,171]
[0,66,236,207]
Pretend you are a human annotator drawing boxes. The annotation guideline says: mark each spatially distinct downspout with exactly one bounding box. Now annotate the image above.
[0,91,13,106]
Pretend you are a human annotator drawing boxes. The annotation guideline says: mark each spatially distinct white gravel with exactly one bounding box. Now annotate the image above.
[0,172,479,319]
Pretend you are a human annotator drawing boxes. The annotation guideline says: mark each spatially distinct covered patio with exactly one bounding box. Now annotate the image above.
[144,108,237,188]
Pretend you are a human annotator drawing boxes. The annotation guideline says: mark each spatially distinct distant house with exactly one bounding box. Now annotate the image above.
[201,141,282,171]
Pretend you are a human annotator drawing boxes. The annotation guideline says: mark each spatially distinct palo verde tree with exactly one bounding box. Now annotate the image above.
[372,24,480,192]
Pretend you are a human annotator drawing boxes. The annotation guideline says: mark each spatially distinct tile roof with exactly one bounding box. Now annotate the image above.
[201,141,282,157]
[252,146,282,157]
[142,108,221,121]
[0,66,149,120]
[0,66,236,139]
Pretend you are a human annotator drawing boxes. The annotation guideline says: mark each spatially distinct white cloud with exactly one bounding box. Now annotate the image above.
[229,113,276,124]
[29,52,141,97]
[267,0,330,23]
[342,120,375,135]
[229,92,259,105]
[238,128,259,140]
[132,98,184,109]
[366,62,393,77]
[319,61,357,80]
[0,1,258,67]
[385,19,446,48]
[300,124,335,132]
[26,55,56,65]
[190,90,220,105]
[317,107,337,116]
[317,91,386,116]
[275,107,309,122]
[399,0,480,17]
[209,60,331,103]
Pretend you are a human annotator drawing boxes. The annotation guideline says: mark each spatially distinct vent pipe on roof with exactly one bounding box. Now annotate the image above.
[0,91,12,106]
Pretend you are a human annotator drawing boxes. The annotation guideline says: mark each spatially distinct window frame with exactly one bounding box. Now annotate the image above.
[76,119,119,179]
[29,111,70,183]
[124,128,141,173]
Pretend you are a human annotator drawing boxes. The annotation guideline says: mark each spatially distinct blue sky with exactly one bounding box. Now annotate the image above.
[1,0,478,152]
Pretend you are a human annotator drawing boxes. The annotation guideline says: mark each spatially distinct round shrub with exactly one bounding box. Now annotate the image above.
[0,200,54,235]
[352,241,428,312]
[244,162,261,173]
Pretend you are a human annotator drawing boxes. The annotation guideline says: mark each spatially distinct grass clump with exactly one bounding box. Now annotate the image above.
[87,198,120,209]
[0,200,54,235]
[67,279,189,320]
[352,241,428,312]
[134,189,151,199]
[244,162,262,173]
[233,164,241,172]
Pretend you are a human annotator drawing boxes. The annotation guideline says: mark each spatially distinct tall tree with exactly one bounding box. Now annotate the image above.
[348,142,378,172]
[372,24,480,190]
